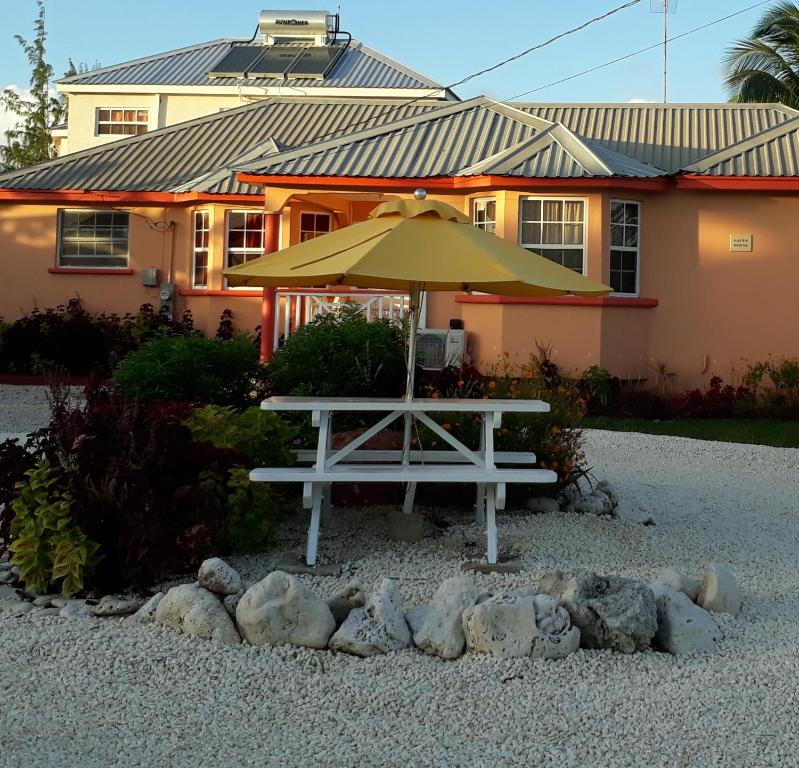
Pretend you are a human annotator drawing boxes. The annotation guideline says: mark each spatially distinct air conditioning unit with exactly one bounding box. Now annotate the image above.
[416,329,467,371]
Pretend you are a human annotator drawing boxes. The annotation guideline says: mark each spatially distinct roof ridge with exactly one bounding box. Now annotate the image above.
[457,128,556,176]
[57,38,242,85]
[513,101,799,113]
[236,96,490,173]
[681,115,799,173]
[355,42,448,91]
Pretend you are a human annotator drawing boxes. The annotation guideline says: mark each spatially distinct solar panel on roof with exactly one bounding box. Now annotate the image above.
[245,45,305,78]
[208,46,266,78]
[285,44,346,79]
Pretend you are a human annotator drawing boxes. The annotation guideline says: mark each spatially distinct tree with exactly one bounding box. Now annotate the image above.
[0,1,64,171]
[723,1,799,109]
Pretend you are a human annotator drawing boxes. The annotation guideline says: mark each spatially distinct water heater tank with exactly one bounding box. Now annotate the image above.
[259,10,332,42]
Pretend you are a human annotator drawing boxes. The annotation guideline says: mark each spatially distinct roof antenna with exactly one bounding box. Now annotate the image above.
[651,0,677,103]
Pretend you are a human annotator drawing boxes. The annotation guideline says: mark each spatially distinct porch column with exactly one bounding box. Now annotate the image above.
[260,211,281,362]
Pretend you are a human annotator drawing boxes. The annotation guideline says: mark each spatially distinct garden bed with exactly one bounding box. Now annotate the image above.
[1,429,797,767]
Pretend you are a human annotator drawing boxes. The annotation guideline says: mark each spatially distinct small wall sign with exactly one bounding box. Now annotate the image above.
[730,234,753,252]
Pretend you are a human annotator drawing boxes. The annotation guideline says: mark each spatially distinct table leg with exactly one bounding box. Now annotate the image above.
[475,415,487,523]
[486,483,498,564]
[306,483,323,566]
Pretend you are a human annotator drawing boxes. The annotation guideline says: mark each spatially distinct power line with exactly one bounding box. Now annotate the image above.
[256,0,644,149]
[504,0,772,102]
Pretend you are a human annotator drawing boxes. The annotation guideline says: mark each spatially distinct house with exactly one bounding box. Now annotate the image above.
[1,10,798,387]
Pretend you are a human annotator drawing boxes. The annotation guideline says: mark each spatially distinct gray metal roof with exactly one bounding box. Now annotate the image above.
[57,38,448,93]
[515,102,799,173]
[238,98,666,179]
[682,117,799,176]
[0,98,442,193]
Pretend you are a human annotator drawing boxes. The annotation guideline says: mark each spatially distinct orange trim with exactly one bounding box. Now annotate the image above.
[235,173,672,192]
[0,189,262,205]
[179,289,263,297]
[48,267,134,275]
[455,294,659,308]
[676,175,799,191]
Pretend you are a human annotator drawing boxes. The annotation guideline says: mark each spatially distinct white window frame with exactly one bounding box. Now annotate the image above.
[518,196,588,275]
[192,210,211,288]
[56,209,130,269]
[96,108,149,136]
[472,197,497,234]
[225,209,266,289]
[609,199,641,297]
[299,211,332,242]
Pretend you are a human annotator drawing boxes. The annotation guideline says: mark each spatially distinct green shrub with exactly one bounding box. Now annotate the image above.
[268,305,406,397]
[9,462,101,596]
[186,405,297,551]
[113,332,265,406]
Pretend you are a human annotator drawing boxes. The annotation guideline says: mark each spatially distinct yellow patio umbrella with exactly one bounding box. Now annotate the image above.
[224,190,610,400]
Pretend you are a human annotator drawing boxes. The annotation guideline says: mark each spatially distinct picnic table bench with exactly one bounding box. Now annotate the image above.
[250,396,557,565]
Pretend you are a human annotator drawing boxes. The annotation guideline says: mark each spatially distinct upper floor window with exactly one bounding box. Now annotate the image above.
[226,210,264,268]
[519,197,585,273]
[300,211,331,242]
[58,209,129,268]
[610,200,640,295]
[193,210,210,288]
[97,108,148,136]
[472,198,496,234]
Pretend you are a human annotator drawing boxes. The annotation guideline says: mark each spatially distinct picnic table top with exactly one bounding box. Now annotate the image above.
[260,396,551,413]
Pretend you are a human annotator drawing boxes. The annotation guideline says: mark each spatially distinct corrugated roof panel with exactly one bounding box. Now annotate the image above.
[0,99,440,192]
[703,129,799,176]
[258,104,543,177]
[516,103,797,173]
[58,39,444,91]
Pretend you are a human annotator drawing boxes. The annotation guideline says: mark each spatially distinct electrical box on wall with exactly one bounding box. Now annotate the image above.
[141,267,160,286]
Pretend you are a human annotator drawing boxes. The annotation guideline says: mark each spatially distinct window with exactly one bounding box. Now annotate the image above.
[226,210,264,268]
[97,108,149,136]
[193,210,210,287]
[519,197,585,273]
[299,211,331,242]
[58,210,129,268]
[610,200,640,295]
[472,198,496,233]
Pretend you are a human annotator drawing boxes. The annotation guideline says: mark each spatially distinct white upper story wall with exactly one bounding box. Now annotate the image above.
[55,36,454,155]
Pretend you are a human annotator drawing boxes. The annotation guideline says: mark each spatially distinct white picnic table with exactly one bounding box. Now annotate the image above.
[250,396,557,565]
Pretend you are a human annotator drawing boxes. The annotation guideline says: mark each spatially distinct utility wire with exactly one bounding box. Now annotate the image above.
[249,0,644,151]
[504,0,772,101]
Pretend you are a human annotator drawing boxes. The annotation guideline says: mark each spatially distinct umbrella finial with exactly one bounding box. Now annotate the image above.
[413,188,427,200]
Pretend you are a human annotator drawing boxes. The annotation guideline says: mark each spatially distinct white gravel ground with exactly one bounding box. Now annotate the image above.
[0,384,54,442]
[1,388,798,767]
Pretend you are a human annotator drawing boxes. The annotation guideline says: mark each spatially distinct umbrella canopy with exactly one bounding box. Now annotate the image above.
[224,196,610,296]
[224,193,610,401]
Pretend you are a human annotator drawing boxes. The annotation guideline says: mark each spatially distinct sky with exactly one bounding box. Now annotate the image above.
[0,0,774,135]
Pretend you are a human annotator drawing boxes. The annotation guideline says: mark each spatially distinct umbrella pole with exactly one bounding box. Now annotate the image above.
[405,282,421,403]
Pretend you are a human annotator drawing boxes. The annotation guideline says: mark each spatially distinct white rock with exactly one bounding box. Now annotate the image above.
[197,557,242,596]
[129,592,165,624]
[326,580,366,626]
[223,591,243,618]
[462,593,536,658]
[413,576,482,659]
[329,579,411,656]
[572,490,616,516]
[92,595,144,617]
[0,570,15,584]
[651,583,723,654]
[155,584,240,645]
[59,600,94,620]
[0,585,26,613]
[698,563,741,616]
[525,496,560,514]
[235,571,335,649]
[540,571,657,653]
[530,594,581,660]
[652,567,702,602]
[405,605,428,635]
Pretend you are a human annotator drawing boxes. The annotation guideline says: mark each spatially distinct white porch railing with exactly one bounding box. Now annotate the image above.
[274,288,424,348]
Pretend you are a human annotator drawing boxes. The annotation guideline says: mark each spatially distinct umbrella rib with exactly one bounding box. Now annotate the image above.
[292,229,392,271]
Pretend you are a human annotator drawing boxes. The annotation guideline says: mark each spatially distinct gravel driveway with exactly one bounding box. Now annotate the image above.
[1,389,798,767]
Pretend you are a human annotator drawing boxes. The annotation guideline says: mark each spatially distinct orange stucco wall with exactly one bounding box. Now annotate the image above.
[1,186,797,389]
